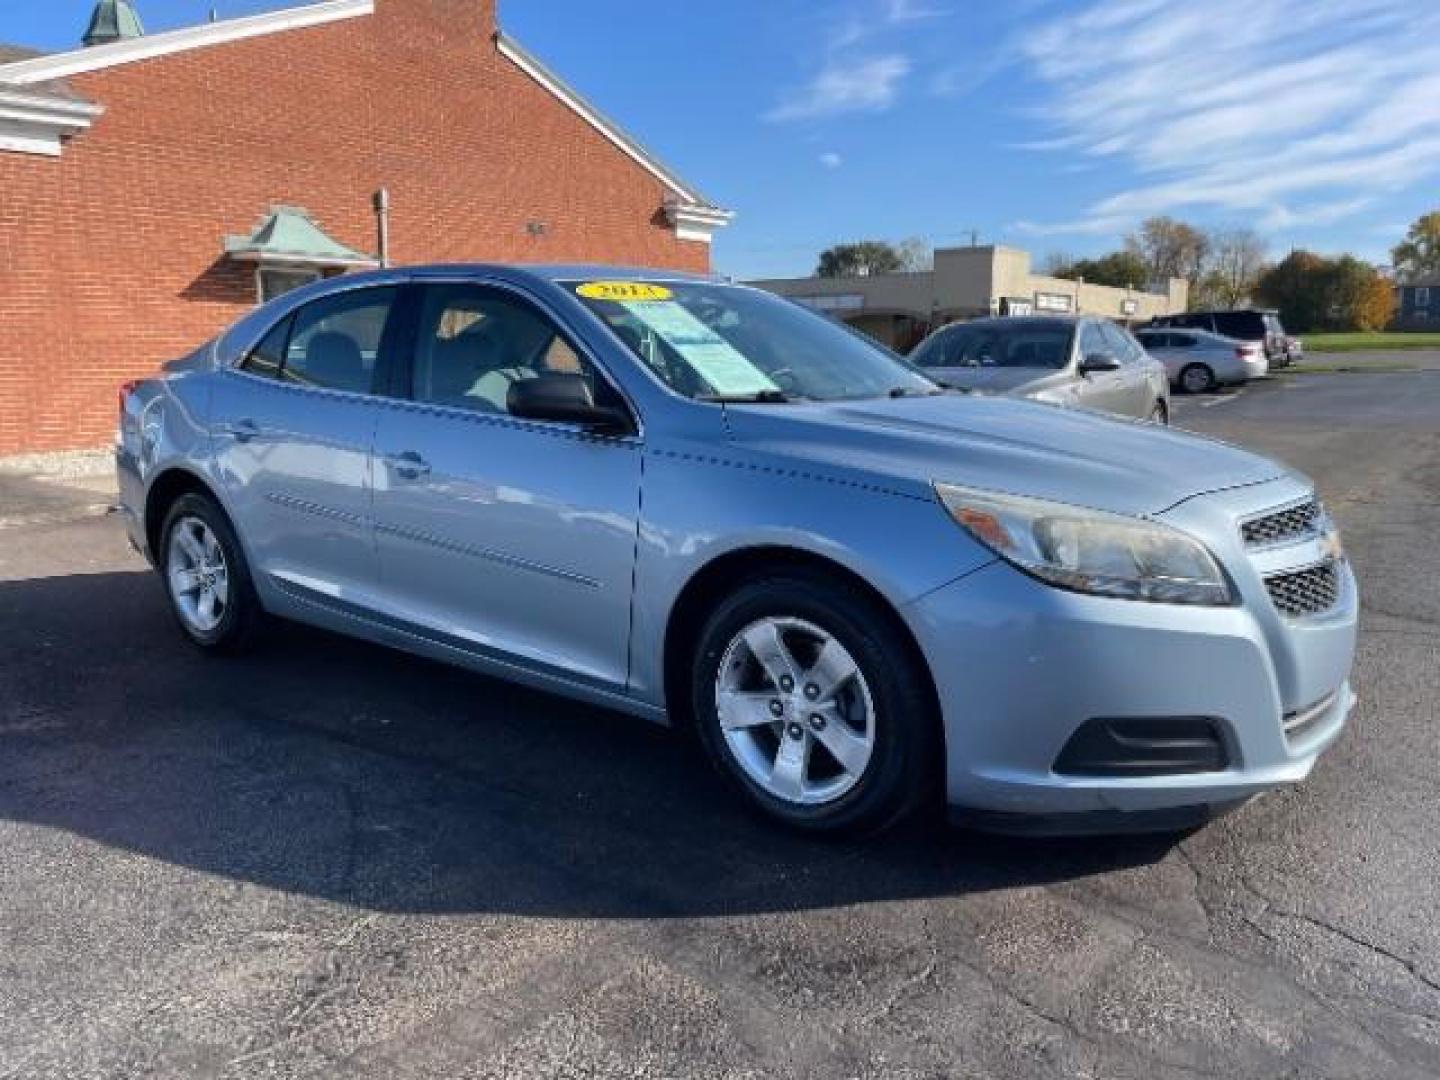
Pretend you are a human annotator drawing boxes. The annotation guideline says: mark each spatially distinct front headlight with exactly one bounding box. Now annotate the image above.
[935,483,1234,606]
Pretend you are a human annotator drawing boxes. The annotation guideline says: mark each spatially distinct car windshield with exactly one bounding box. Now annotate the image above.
[912,322,1074,370]
[565,279,939,402]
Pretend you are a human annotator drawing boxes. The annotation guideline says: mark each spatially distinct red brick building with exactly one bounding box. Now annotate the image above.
[0,0,731,455]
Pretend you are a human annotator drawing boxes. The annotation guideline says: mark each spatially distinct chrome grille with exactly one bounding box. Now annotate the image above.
[1264,560,1340,618]
[1242,499,1322,548]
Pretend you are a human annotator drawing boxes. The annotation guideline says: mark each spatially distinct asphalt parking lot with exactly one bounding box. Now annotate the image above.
[2,362,1438,1079]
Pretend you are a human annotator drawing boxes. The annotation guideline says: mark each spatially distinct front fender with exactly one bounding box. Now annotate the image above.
[627,443,993,706]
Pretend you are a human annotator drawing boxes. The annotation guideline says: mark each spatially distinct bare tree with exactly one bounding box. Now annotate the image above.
[895,236,934,272]
[1204,228,1268,308]
[1039,251,1077,276]
[1124,217,1209,284]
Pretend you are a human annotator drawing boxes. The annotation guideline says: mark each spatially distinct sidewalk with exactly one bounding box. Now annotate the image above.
[0,452,117,530]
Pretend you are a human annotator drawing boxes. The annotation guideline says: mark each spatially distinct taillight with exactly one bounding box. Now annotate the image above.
[118,379,141,415]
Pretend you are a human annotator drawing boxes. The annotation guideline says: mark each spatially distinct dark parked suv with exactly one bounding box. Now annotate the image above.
[1149,309,1292,368]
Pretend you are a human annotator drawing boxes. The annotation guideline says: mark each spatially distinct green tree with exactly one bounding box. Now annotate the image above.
[816,241,905,278]
[1052,250,1149,289]
[1254,251,1393,331]
[1253,250,1333,331]
[1391,211,1440,282]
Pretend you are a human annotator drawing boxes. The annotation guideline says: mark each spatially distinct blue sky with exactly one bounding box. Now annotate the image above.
[5,0,1439,278]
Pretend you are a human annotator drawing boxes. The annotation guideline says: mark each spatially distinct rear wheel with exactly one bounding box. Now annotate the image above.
[160,492,263,653]
[690,572,938,835]
[1179,363,1215,394]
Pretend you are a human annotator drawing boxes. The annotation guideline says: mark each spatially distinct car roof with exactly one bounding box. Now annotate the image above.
[407,263,724,286]
[948,316,1084,331]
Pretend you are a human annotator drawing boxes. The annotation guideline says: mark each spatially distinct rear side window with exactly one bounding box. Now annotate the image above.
[241,316,291,380]
[1171,333,1197,348]
[1214,312,1262,339]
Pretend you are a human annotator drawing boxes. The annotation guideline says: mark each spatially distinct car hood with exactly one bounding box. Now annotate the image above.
[722,393,1288,516]
[934,366,1067,396]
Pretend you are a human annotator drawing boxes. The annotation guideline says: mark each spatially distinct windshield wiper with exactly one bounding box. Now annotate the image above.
[697,389,793,403]
[887,386,946,398]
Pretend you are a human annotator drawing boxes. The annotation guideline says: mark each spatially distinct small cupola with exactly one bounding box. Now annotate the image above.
[82,0,145,47]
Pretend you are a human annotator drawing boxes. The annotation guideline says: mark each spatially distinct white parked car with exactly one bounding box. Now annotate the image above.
[1134,327,1268,393]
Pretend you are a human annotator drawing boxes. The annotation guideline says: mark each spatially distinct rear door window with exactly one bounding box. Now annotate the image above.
[282,288,398,394]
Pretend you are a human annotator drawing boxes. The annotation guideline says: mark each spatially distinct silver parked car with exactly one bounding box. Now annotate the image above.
[907,316,1171,423]
[1134,327,1268,393]
[118,265,1357,836]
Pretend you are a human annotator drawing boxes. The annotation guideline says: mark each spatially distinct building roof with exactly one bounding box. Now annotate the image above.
[83,0,145,48]
[0,44,90,105]
[224,206,377,269]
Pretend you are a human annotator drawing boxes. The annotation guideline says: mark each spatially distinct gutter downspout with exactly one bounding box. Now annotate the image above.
[373,187,390,268]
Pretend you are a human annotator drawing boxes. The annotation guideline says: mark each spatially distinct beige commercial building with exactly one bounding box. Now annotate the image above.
[749,244,1189,352]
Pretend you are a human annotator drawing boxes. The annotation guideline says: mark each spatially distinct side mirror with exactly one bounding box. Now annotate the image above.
[1080,352,1121,374]
[507,373,631,434]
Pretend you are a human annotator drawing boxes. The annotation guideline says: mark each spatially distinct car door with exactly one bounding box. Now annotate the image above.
[369,280,643,691]
[1073,320,1131,414]
[210,284,402,607]
[1099,321,1157,418]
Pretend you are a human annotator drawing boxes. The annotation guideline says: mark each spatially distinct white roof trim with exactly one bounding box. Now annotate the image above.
[495,32,723,214]
[665,199,735,245]
[0,89,103,157]
[0,0,373,85]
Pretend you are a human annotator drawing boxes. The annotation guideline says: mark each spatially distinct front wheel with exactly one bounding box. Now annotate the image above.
[1149,400,1169,425]
[690,572,939,835]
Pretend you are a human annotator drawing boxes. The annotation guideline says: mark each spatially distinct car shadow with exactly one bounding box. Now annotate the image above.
[0,568,1179,919]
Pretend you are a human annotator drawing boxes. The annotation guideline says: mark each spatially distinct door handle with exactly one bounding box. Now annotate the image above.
[383,450,431,480]
[221,419,259,442]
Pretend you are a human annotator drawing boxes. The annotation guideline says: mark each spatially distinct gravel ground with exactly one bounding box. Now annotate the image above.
[1,369,1437,1079]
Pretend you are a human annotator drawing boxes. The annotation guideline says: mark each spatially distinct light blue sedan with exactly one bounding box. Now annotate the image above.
[117,265,1358,836]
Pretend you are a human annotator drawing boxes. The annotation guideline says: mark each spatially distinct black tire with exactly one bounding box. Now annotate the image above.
[689,570,940,836]
[1179,363,1216,394]
[159,491,264,654]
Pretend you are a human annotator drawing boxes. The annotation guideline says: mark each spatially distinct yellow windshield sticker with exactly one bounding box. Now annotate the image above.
[576,281,673,302]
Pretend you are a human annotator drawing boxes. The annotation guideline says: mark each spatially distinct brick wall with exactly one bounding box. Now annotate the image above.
[0,0,711,454]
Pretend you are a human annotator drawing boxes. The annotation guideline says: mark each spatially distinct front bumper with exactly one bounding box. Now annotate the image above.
[907,479,1358,833]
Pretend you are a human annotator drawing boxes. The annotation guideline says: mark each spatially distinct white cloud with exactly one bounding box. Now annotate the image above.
[819,152,844,169]
[883,0,948,22]
[1015,0,1440,235]
[766,54,912,122]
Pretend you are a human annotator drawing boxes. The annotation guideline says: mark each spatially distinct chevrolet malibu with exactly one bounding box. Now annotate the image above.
[117,265,1358,836]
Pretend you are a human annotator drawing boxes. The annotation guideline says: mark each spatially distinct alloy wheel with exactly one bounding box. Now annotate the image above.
[167,515,230,634]
[714,616,876,806]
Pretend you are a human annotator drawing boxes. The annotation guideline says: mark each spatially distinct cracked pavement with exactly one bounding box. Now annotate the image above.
[1,366,1437,1078]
